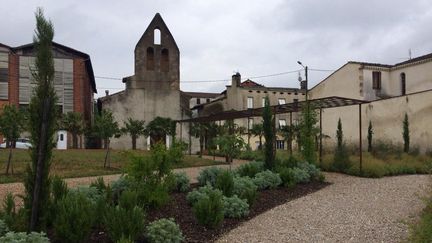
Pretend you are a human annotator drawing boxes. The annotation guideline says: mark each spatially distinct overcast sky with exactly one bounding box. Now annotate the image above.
[1,0,432,97]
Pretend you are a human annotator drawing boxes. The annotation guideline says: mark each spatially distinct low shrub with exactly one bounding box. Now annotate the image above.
[278,167,297,187]
[193,189,224,229]
[232,176,257,206]
[53,192,95,243]
[116,236,134,243]
[104,205,146,242]
[215,170,234,197]
[173,172,190,192]
[0,231,50,243]
[277,155,299,169]
[186,185,221,206]
[118,190,139,210]
[297,162,321,180]
[197,167,224,186]
[146,218,184,243]
[253,170,282,190]
[235,161,264,178]
[223,195,249,218]
[0,219,8,237]
[111,176,131,202]
[168,140,187,164]
[90,177,107,193]
[291,167,311,183]
[69,185,103,204]
[408,184,432,242]
[51,176,68,203]
[0,193,16,230]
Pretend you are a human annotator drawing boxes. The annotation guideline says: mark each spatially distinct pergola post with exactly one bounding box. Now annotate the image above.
[188,121,192,155]
[359,104,362,175]
[319,108,323,167]
[273,107,277,156]
[289,111,293,155]
[247,116,251,147]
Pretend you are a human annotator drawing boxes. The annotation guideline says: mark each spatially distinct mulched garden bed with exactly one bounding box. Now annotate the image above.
[83,181,329,243]
[148,181,329,243]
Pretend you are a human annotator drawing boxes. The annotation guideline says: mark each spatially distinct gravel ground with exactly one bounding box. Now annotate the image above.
[217,172,431,243]
[0,156,246,207]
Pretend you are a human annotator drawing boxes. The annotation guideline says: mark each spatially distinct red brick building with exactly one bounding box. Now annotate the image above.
[0,42,96,146]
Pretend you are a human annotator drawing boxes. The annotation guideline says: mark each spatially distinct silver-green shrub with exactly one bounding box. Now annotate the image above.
[223,195,249,218]
[253,170,282,190]
[291,167,310,183]
[173,172,190,192]
[104,205,145,242]
[146,218,184,243]
[186,185,221,205]
[197,167,225,186]
[297,162,320,180]
[233,176,257,206]
[0,231,50,243]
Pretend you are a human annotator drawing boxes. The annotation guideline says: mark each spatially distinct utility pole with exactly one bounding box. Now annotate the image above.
[297,61,308,100]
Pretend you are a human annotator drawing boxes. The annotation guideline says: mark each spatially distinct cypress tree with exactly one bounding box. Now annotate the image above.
[403,113,410,153]
[299,102,318,164]
[332,118,349,172]
[24,8,59,231]
[262,96,275,170]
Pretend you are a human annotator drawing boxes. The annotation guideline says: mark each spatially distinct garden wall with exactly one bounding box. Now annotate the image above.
[320,89,432,153]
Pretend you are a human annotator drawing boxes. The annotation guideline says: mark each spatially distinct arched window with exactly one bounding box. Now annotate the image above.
[154,28,161,45]
[146,47,154,70]
[400,73,406,95]
[161,48,169,72]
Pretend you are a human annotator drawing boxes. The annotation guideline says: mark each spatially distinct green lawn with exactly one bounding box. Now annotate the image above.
[0,149,224,184]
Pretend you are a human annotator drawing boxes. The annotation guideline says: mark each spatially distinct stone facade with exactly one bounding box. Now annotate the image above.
[100,13,197,151]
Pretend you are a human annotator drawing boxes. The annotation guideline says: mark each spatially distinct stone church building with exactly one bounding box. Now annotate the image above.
[100,13,202,150]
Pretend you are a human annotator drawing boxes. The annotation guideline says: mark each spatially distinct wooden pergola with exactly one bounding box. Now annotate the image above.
[178,96,369,174]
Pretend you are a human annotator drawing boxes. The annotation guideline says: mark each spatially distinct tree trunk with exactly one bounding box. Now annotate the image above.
[30,98,50,231]
[199,135,204,158]
[104,139,110,168]
[6,142,13,175]
[72,133,78,149]
[259,136,262,150]
[132,135,136,150]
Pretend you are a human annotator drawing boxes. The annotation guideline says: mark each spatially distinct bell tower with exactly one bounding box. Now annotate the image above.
[132,13,180,91]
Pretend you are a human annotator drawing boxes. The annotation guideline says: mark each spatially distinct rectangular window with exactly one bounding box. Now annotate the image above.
[0,68,8,99]
[276,140,285,150]
[279,119,286,128]
[262,97,266,107]
[196,98,201,104]
[0,68,7,83]
[206,98,210,103]
[247,97,253,109]
[278,98,286,105]
[372,71,381,90]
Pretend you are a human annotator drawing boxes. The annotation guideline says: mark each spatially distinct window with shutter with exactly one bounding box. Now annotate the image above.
[372,71,381,90]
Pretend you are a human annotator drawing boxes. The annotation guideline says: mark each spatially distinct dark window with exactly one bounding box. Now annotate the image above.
[372,71,381,90]
[161,48,169,72]
[0,68,8,82]
[400,73,406,95]
[60,134,64,141]
[206,98,210,103]
[146,47,155,70]
[276,140,285,150]
[196,98,200,104]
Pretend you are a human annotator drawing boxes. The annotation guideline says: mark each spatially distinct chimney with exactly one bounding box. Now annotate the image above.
[232,72,241,87]
[105,90,109,96]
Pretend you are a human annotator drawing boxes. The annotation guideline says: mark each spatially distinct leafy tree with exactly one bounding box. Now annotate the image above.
[61,111,84,149]
[279,124,299,154]
[146,117,176,147]
[93,110,119,167]
[24,8,60,231]
[0,104,25,175]
[403,113,410,153]
[250,123,264,150]
[332,118,350,172]
[299,102,318,164]
[122,118,145,150]
[262,96,275,170]
[215,134,246,166]
[190,122,208,157]
[367,121,373,152]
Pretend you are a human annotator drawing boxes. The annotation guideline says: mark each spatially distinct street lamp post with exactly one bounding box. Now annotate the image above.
[297,61,308,101]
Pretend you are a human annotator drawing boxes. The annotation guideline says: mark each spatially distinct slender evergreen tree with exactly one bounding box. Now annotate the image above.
[262,96,275,170]
[367,121,373,152]
[403,113,410,153]
[299,103,318,164]
[24,8,59,231]
[332,118,350,172]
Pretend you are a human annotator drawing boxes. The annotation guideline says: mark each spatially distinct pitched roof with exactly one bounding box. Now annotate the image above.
[182,91,220,98]
[348,51,432,69]
[239,79,265,87]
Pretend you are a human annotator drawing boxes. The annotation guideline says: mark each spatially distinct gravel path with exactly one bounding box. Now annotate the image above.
[217,172,431,243]
[0,156,246,207]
